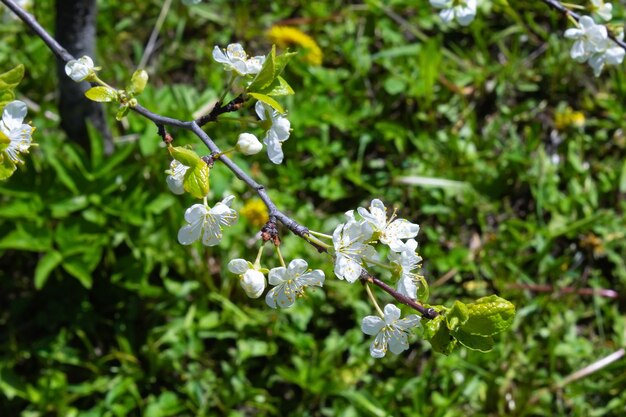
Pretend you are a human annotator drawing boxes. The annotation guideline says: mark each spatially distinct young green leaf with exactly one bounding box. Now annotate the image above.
[0,64,25,89]
[263,76,295,97]
[115,103,130,121]
[169,146,203,167]
[423,315,457,355]
[249,92,284,114]
[183,163,210,199]
[128,69,149,96]
[452,329,495,352]
[462,295,516,336]
[446,301,469,331]
[85,86,118,102]
[248,45,276,92]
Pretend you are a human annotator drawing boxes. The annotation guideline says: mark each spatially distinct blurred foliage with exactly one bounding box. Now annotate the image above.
[1,0,626,415]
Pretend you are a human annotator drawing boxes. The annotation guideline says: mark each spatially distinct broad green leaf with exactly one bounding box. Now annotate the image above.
[62,256,93,289]
[0,64,24,89]
[0,155,16,180]
[446,301,469,331]
[183,163,210,199]
[248,45,276,91]
[453,329,495,352]
[0,89,16,111]
[169,146,202,167]
[85,86,118,102]
[249,92,284,114]
[127,69,148,96]
[264,76,295,97]
[34,251,63,289]
[0,224,52,252]
[462,295,516,336]
[423,315,457,355]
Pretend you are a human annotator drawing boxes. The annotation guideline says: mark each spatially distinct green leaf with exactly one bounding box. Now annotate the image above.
[183,163,210,199]
[248,45,276,91]
[115,103,130,121]
[0,154,16,180]
[417,275,429,303]
[263,76,295,97]
[273,50,297,76]
[85,86,118,102]
[34,251,63,289]
[169,146,202,167]
[462,295,516,336]
[127,69,148,96]
[249,92,284,114]
[0,224,52,252]
[0,64,24,89]
[453,329,495,352]
[446,301,469,331]
[62,256,93,289]
[423,315,457,355]
[0,89,16,111]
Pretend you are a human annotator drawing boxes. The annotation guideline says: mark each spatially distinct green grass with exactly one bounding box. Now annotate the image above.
[1,0,626,416]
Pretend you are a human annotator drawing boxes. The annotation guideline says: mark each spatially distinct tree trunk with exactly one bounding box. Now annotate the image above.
[55,0,113,154]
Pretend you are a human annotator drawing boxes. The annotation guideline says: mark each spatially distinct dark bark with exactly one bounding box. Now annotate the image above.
[55,0,113,154]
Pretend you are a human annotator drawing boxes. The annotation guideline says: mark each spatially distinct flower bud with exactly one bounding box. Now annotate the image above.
[240,269,266,298]
[65,56,95,82]
[236,133,263,155]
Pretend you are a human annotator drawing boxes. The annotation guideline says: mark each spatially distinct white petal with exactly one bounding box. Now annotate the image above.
[268,266,288,285]
[184,204,207,223]
[201,215,223,246]
[297,270,325,287]
[369,332,388,358]
[255,101,268,121]
[265,131,284,164]
[287,259,308,276]
[228,259,249,274]
[397,275,417,299]
[456,7,476,26]
[2,101,27,131]
[271,117,291,142]
[265,284,296,308]
[212,46,230,64]
[361,316,385,335]
[177,222,202,245]
[383,304,402,323]
[387,328,410,355]
[240,269,265,298]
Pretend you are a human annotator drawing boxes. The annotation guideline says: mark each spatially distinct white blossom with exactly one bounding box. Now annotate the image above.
[178,196,238,246]
[0,100,34,164]
[332,217,377,283]
[228,259,266,298]
[166,159,189,195]
[357,199,419,252]
[361,304,421,358]
[564,16,608,62]
[388,239,423,300]
[255,101,291,164]
[430,0,477,26]
[265,259,325,308]
[212,43,265,76]
[236,132,263,155]
[590,0,613,21]
[65,56,95,82]
[588,34,625,76]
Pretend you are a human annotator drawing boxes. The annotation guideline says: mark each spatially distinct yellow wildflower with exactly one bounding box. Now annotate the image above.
[266,26,323,66]
[240,198,269,227]
[554,106,585,130]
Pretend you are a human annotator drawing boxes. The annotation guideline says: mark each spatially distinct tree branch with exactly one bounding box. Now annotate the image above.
[1,0,437,319]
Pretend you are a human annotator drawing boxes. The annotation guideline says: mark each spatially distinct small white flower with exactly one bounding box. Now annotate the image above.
[332,218,377,283]
[564,16,608,62]
[178,196,238,246]
[236,132,263,155]
[65,56,95,82]
[590,0,612,21]
[255,101,291,164]
[361,304,421,358]
[212,43,266,76]
[388,239,423,300]
[588,41,625,76]
[265,259,325,308]
[357,199,419,252]
[228,258,266,298]
[0,100,34,164]
[430,0,477,26]
[166,159,189,195]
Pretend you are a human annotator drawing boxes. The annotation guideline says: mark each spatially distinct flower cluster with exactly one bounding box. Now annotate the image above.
[430,0,478,27]
[564,14,625,76]
[0,100,34,166]
[229,257,325,309]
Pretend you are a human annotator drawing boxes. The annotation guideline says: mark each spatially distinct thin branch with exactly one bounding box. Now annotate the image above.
[541,0,626,50]
[0,0,436,319]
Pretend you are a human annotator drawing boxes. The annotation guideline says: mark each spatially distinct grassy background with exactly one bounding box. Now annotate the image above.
[1,0,626,415]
